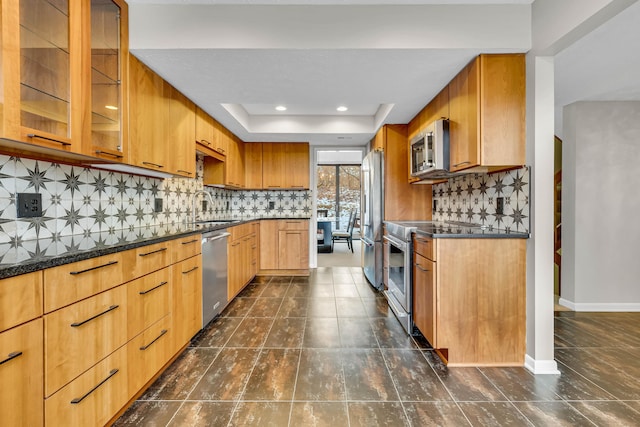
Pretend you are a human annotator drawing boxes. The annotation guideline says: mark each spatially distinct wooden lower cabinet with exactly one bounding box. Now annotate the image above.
[412,253,436,346]
[126,268,172,340]
[412,236,526,366]
[171,255,203,349]
[45,344,130,427]
[278,229,308,269]
[127,315,174,395]
[259,219,309,275]
[0,271,42,333]
[0,319,44,427]
[228,222,259,299]
[44,285,128,397]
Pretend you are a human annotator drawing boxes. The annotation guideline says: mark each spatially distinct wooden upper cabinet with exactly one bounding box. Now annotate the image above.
[244,142,263,189]
[449,57,480,172]
[0,0,77,150]
[371,127,385,151]
[262,142,310,189]
[227,134,245,188]
[87,0,129,162]
[0,0,129,161]
[448,54,525,172]
[128,55,167,172]
[166,83,196,178]
[195,107,214,150]
[382,124,432,221]
[262,143,286,189]
[287,143,310,189]
[211,118,228,156]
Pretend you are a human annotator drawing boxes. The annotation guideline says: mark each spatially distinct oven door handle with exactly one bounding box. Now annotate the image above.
[383,234,407,250]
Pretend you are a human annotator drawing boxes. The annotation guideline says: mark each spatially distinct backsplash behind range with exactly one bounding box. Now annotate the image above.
[0,154,311,262]
[431,166,530,233]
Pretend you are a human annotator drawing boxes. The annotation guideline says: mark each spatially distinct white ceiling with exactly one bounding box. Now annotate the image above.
[554,0,640,138]
[126,0,640,145]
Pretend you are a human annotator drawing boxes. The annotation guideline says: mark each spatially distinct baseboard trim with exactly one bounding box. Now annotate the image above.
[559,298,640,312]
[524,355,560,375]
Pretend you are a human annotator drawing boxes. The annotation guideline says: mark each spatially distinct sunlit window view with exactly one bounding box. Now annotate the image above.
[316,164,360,233]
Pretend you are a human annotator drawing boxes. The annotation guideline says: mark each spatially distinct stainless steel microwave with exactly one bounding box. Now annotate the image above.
[410,119,450,178]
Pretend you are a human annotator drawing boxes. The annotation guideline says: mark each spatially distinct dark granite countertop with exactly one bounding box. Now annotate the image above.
[384,220,529,239]
[0,216,310,279]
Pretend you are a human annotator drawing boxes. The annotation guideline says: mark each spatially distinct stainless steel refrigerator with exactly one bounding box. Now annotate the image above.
[361,150,384,290]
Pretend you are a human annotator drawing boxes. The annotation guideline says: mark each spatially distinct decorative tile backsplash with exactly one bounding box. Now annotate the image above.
[431,166,530,233]
[0,153,312,245]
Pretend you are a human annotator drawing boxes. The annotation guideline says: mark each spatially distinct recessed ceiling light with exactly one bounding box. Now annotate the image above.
[336,106,348,112]
[275,105,287,111]
[105,105,118,110]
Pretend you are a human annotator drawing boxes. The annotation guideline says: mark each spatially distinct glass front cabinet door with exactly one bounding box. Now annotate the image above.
[0,0,79,150]
[0,0,128,160]
[88,0,128,162]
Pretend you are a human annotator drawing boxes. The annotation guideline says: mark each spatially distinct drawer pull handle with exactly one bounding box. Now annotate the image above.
[94,150,123,159]
[69,260,118,275]
[70,369,119,404]
[416,264,430,273]
[26,133,71,146]
[71,305,119,327]
[140,329,168,351]
[182,266,199,274]
[139,247,168,257]
[177,170,193,175]
[201,139,212,146]
[139,281,168,295]
[182,239,199,245]
[0,351,22,366]
[453,161,471,168]
[142,161,164,169]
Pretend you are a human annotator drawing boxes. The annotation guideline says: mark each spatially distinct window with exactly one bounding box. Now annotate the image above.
[317,164,361,232]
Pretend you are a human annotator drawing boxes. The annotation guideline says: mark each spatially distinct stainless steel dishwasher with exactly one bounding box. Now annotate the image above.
[201,229,230,327]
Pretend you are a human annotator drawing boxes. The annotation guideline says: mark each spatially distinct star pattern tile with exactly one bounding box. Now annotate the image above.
[432,167,530,232]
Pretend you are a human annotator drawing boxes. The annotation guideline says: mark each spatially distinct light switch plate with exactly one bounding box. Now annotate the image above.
[154,198,163,213]
[496,197,504,215]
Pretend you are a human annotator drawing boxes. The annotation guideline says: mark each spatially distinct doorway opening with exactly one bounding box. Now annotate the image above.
[314,149,363,267]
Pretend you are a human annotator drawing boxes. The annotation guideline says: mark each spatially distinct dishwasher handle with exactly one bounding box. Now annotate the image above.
[203,232,230,243]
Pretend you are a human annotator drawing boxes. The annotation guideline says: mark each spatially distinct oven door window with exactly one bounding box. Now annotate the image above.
[387,244,406,297]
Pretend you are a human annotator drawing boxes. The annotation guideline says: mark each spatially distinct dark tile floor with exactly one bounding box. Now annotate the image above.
[115,267,640,426]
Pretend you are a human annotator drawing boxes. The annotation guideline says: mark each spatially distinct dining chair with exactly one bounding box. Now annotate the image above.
[331,210,357,253]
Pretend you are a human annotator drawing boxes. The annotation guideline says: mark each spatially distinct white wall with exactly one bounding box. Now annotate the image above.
[561,101,640,310]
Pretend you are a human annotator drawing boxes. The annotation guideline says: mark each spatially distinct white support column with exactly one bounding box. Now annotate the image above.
[524,55,559,375]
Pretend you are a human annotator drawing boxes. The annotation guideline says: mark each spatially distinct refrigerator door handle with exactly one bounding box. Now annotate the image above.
[362,238,374,247]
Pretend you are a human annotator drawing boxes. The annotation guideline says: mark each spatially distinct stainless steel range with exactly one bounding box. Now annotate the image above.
[382,221,424,334]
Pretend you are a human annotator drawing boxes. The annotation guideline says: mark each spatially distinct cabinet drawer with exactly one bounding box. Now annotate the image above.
[229,223,252,241]
[0,271,43,332]
[279,219,308,231]
[131,241,173,278]
[172,255,203,348]
[44,252,127,313]
[0,319,44,427]
[45,344,129,427]
[127,268,172,340]
[44,285,127,397]
[172,235,202,263]
[413,235,436,261]
[127,315,174,395]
